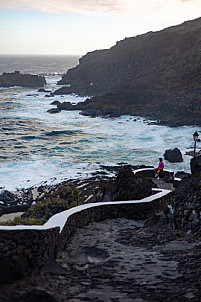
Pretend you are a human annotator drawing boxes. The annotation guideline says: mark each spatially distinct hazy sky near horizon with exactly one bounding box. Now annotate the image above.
[0,0,200,55]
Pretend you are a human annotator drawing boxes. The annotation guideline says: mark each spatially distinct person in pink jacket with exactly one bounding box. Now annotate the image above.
[154,157,164,179]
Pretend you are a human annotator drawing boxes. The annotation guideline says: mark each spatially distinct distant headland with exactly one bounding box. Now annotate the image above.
[49,17,201,127]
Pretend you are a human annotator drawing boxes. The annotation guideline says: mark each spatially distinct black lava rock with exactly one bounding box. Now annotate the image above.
[163,148,183,162]
[96,165,156,202]
[190,155,201,174]
[165,173,201,234]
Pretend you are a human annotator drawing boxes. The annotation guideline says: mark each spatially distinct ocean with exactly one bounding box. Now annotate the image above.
[0,55,200,192]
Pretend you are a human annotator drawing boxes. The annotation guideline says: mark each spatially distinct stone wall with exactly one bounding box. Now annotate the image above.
[0,228,59,284]
[134,168,172,179]
[0,188,173,284]
[59,193,173,250]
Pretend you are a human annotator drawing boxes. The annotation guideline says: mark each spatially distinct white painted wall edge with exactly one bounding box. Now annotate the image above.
[0,188,171,232]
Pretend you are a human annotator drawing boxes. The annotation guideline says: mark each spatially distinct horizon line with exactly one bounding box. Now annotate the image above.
[0,53,83,56]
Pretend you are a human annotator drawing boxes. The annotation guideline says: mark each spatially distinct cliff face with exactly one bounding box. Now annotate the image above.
[0,71,46,87]
[58,18,201,96]
[55,18,201,126]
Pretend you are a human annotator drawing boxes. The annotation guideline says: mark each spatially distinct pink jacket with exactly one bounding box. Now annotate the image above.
[158,161,164,170]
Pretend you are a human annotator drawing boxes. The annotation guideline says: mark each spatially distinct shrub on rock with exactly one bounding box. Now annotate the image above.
[3,183,81,225]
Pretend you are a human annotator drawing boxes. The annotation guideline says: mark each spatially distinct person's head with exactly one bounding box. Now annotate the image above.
[159,157,163,162]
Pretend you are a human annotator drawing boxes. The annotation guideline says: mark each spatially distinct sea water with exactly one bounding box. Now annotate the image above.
[0,55,200,191]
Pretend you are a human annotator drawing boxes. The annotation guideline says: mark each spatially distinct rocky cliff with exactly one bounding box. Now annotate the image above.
[0,71,46,87]
[54,17,201,126]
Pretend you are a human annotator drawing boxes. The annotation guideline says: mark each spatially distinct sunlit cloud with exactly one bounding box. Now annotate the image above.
[0,0,200,18]
[0,0,123,15]
[0,0,200,55]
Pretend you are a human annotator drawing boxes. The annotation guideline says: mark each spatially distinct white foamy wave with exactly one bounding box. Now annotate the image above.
[0,160,106,192]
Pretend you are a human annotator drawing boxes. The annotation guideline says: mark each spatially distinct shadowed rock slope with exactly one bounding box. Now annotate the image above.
[55,17,201,126]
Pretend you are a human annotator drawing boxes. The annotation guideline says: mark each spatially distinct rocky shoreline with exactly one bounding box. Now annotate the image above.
[47,93,201,127]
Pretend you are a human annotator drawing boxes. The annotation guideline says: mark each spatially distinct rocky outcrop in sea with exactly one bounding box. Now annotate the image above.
[163,148,183,163]
[0,71,46,87]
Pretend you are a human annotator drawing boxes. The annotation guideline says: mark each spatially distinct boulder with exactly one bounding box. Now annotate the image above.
[47,108,60,114]
[96,165,156,202]
[51,100,61,106]
[0,189,14,204]
[57,101,74,111]
[163,148,183,162]
[190,155,201,174]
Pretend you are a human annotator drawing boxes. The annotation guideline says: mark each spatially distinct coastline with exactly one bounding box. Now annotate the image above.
[48,93,201,128]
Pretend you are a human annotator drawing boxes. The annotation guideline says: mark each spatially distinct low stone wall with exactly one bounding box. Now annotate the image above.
[134,168,181,187]
[0,186,173,284]
[0,227,59,284]
[134,168,172,179]
[59,191,173,250]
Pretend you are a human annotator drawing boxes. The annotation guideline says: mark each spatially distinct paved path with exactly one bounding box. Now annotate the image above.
[56,218,181,301]
[1,217,200,302]
[0,212,24,222]
[152,178,174,191]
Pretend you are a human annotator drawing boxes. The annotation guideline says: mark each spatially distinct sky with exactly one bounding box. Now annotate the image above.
[0,0,201,56]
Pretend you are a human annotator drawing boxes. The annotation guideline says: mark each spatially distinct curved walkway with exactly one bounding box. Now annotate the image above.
[0,187,171,232]
[0,168,176,232]
[0,168,177,287]
[1,217,199,302]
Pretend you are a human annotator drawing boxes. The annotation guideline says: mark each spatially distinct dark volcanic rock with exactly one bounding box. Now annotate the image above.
[0,71,46,87]
[190,155,201,174]
[50,100,61,106]
[47,108,60,114]
[113,165,155,201]
[175,171,190,178]
[57,101,74,111]
[164,148,183,162]
[54,86,72,95]
[165,173,201,234]
[37,88,51,92]
[0,189,14,204]
[13,289,57,302]
[96,165,156,201]
[53,18,201,127]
